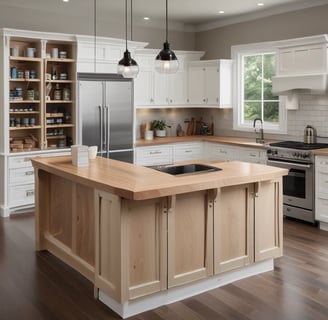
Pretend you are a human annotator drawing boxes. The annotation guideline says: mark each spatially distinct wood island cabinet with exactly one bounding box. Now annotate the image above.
[214,183,254,274]
[95,191,167,302]
[93,179,283,302]
[214,179,283,274]
[32,156,286,318]
[167,190,214,288]
[254,179,283,261]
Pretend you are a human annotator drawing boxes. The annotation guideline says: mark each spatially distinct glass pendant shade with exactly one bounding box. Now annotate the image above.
[155,0,178,74]
[155,41,179,74]
[117,0,139,78]
[118,50,139,78]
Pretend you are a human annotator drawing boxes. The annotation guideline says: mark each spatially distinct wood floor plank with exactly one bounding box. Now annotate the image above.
[1,214,328,319]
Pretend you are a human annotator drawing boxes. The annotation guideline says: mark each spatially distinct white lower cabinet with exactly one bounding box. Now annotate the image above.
[173,142,203,162]
[1,151,70,217]
[315,156,328,228]
[136,141,267,167]
[7,155,35,212]
[206,142,238,161]
[135,145,174,166]
[239,148,267,164]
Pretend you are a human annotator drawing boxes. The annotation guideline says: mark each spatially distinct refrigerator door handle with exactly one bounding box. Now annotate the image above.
[98,105,103,154]
[105,105,110,158]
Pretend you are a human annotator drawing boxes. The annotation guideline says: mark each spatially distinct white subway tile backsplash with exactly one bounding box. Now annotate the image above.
[135,95,328,142]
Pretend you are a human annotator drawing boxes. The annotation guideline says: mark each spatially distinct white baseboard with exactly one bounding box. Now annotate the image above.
[99,259,273,319]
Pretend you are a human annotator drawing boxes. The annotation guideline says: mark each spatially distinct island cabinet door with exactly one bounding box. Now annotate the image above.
[121,197,168,300]
[167,190,214,288]
[254,179,283,261]
[213,184,254,274]
[95,191,167,303]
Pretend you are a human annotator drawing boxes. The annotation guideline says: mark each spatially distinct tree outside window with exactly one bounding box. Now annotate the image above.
[242,53,279,124]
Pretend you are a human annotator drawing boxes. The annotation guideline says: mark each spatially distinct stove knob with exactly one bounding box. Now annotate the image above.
[267,149,272,155]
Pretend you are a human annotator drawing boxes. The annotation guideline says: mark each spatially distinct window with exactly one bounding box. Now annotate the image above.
[232,43,287,133]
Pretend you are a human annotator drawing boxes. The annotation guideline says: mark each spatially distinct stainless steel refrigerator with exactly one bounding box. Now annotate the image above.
[78,73,134,163]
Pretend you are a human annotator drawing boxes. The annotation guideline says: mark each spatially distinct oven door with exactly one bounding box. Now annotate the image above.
[267,159,313,210]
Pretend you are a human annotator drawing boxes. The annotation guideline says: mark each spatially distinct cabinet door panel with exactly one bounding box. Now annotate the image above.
[214,184,254,274]
[168,71,187,105]
[153,72,168,105]
[168,191,213,288]
[95,191,123,302]
[134,69,154,106]
[122,197,167,300]
[205,66,219,105]
[316,196,328,222]
[254,179,283,261]
[188,67,205,104]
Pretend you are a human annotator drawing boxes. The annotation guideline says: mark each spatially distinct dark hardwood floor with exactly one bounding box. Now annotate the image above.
[1,213,328,320]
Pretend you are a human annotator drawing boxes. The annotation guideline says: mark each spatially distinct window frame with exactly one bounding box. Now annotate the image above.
[232,42,287,134]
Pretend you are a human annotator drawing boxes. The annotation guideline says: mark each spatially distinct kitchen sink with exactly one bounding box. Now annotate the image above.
[152,163,221,176]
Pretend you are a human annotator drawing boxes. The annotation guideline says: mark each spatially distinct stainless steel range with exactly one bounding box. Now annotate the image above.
[266,141,328,223]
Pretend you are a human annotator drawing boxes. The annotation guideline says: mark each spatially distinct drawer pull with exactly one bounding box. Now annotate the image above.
[150,151,162,155]
[25,171,34,176]
[26,190,34,197]
[185,150,192,153]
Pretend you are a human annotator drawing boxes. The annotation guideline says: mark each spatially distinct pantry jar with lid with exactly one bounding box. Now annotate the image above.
[54,84,61,100]
[63,86,71,101]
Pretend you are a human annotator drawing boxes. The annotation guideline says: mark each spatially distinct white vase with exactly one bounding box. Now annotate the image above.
[155,129,166,137]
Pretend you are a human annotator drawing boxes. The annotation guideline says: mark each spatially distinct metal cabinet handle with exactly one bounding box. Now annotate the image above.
[26,190,34,197]
[25,171,34,176]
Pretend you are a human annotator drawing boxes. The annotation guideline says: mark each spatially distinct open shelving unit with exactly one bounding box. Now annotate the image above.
[7,38,76,153]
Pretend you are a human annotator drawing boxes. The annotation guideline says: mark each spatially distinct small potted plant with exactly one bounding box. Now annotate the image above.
[152,120,168,137]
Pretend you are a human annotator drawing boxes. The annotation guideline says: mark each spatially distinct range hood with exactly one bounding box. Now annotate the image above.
[272,73,328,95]
[270,34,328,109]
[271,34,328,109]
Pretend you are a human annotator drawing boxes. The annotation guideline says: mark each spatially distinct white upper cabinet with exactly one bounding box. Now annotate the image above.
[187,60,232,108]
[134,49,204,108]
[152,70,188,106]
[275,35,328,76]
[76,35,147,73]
[134,69,155,106]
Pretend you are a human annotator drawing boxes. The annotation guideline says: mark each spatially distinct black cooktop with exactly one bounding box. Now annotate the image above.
[269,141,328,150]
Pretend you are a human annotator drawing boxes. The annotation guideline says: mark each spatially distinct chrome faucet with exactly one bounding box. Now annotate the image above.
[253,118,265,143]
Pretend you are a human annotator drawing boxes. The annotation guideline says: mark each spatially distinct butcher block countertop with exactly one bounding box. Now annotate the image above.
[31,155,287,201]
[312,149,328,156]
[135,135,271,149]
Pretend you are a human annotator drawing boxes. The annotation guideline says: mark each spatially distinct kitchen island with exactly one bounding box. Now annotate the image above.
[32,155,287,318]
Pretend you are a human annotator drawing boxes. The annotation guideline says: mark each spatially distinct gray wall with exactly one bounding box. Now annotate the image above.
[195,4,328,59]
[194,4,328,143]
[0,4,195,51]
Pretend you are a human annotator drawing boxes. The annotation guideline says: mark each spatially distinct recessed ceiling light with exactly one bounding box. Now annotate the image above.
[144,17,150,21]
[62,0,69,2]
[218,10,225,14]
[257,2,264,6]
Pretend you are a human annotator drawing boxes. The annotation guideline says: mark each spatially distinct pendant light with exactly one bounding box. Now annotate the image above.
[155,0,179,74]
[118,0,139,78]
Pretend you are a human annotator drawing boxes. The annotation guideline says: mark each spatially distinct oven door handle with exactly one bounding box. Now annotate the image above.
[267,160,312,169]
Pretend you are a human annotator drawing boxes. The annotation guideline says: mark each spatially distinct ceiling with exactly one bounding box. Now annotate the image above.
[0,0,328,30]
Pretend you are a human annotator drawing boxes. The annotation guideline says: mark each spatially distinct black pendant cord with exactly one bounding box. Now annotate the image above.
[130,0,133,41]
[125,0,128,51]
[165,0,168,42]
[94,0,97,71]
